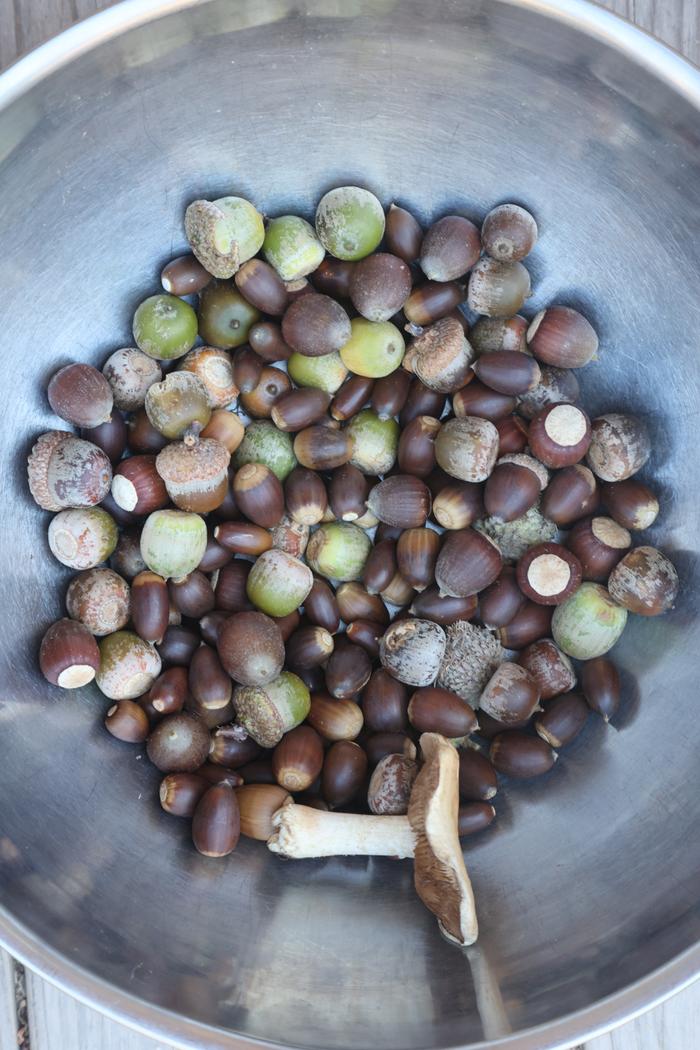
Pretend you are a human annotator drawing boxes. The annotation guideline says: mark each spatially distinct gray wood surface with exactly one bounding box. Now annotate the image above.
[1,1,699,1048]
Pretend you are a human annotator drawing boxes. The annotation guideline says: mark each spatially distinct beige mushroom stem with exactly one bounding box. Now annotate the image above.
[267,733,479,946]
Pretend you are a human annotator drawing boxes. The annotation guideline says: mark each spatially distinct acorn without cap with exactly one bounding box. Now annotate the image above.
[435,529,502,598]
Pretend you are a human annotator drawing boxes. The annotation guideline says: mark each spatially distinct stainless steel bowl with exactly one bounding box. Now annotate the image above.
[1,1,699,1047]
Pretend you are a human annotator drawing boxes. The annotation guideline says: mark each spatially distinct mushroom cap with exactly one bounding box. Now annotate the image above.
[408,733,478,946]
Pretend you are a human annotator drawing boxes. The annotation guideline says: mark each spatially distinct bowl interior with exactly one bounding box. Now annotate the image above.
[0,1,699,1048]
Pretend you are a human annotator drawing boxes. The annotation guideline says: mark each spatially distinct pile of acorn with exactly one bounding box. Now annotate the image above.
[29,186,679,861]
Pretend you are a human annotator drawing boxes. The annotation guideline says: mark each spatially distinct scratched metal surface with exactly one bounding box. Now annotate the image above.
[0,2,699,1050]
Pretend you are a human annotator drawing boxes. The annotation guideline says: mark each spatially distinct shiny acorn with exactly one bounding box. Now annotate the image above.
[601,479,660,531]
[541,464,598,525]
[410,587,478,626]
[453,381,516,422]
[308,693,364,741]
[458,749,498,802]
[408,686,478,737]
[325,639,373,699]
[366,475,432,528]
[385,203,423,263]
[527,306,598,368]
[479,566,525,628]
[105,700,150,743]
[489,731,557,778]
[495,600,553,649]
[322,740,368,808]
[39,618,101,689]
[467,258,531,317]
[272,726,325,792]
[481,203,537,262]
[237,784,290,840]
[517,542,583,605]
[399,377,446,427]
[567,516,632,581]
[396,528,441,591]
[472,350,541,396]
[192,784,241,857]
[336,582,389,625]
[435,529,502,598]
[581,656,621,721]
[304,578,340,634]
[161,254,212,296]
[330,374,375,422]
[240,365,292,419]
[535,691,589,748]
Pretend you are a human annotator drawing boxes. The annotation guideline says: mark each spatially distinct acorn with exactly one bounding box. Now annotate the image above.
[329,374,374,422]
[208,727,262,769]
[293,425,352,471]
[360,669,408,733]
[369,369,412,423]
[345,619,384,658]
[517,542,583,605]
[336,582,389,625]
[349,252,412,322]
[306,523,372,582]
[541,464,598,526]
[362,539,397,597]
[213,522,272,556]
[420,215,481,282]
[458,749,498,802]
[535,691,589,748]
[527,306,598,368]
[453,381,516,422]
[467,257,531,317]
[581,656,621,721]
[272,726,325,792]
[39,618,101,689]
[434,416,499,483]
[431,482,484,531]
[109,455,166,516]
[362,732,415,767]
[244,325,290,368]
[286,625,335,669]
[408,686,478,737]
[149,666,189,716]
[322,740,368,808]
[366,475,431,528]
[160,252,211,295]
[607,546,679,616]
[109,529,147,582]
[481,204,537,262]
[404,317,474,393]
[236,784,290,839]
[48,507,118,570]
[145,372,211,441]
[233,671,310,748]
[470,315,528,354]
[141,509,207,579]
[528,403,592,468]
[197,531,233,574]
[230,463,284,529]
[403,281,465,326]
[458,802,496,837]
[396,384,443,435]
[217,610,285,686]
[496,414,530,455]
[551,583,627,659]
[304,577,340,634]
[270,514,309,560]
[568,516,632,581]
[516,365,580,421]
[495,600,553,649]
[484,462,541,522]
[213,560,253,613]
[284,467,328,526]
[380,618,446,687]
[472,350,541,396]
[325,639,373,699]
[396,528,441,591]
[96,630,161,700]
[240,365,292,418]
[346,408,399,475]
[270,388,331,433]
[308,693,364,741]
[474,710,529,739]
[367,752,418,815]
[586,413,651,482]
[287,350,348,394]
[159,772,209,818]
[233,419,297,481]
[517,639,576,700]
[479,566,525,628]
[179,346,238,409]
[380,572,416,608]
[479,663,540,726]
[102,699,149,743]
[234,258,289,315]
[48,362,114,428]
[231,346,265,395]
[28,432,112,511]
[102,347,162,412]
[489,732,557,778]
[66,568,130,637]
[600,479,659,532]
[156,625,200,668]
[187,644,231,718]
[311,257,355,299]
[192,784,240,857]
[281,293,351,357]
[329,463,369,522]
[81,412,128,464]
[122,570,164,646]
[410,587,478,626]
[435,529,502,598]
[127,408,169,455]
[246,549,313,617]
[384,203,423,262]
[145,711,210,773]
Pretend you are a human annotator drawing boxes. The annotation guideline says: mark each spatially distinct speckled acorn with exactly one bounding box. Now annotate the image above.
[48,363,114,428]
[607,546,679,616]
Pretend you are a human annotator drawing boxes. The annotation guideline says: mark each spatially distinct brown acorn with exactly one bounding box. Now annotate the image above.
[481,204,537,262]
[111,455,168,515]
[529,403,592,468]
[434,416,499,483]
[484,462,541,522]
[146,713,211,773]
[541,464,598,526]
[192,784,240,857]
[453,380,516,422]
[479,663,540,726]
[336,582,390,625]
[198,529,233,573]
[385,203,423,263]
[161,254,212,296]
[248,322,293,362]
[397,416,441,477]
[362,538,398,596]
[495,601,553,649]
[470,314,528,354]
[304,577,340,634]
[366,475,432,528]
[282,293,351,357]
[233,463,285,528]
[517,542,583,605]
[156,625,200,668]
[345,619,384,659]
[396,528,441,591]
[479,566,525,628]
[131,571,170,644]
[199,611,229,647]
[208,727,262,769]
[607,545,678,616]
[155,439,231,513]
[489,732,557,778]
[284,467,328,526]
[399,377,446,427]
[311,257,355,298]
[581,656,621,721]
[235,258,289,315]
[403,281,464,327]
[149,666,189,716]
[189,644,232,716]
[308,693,364,741]
[371,368,413,420]
[329,463,368,522]
[496,414,530,455]
[350,253,412,323]
[420,215,481,282]
[535,692,589,748]
[272,726,324,792]
[240,366,291,418]
[361,669,409,733]
[271,388,331,432]
[236,784,290,840]
[293,426,352,471]
[458,802,496,837]
[214,560,253,612]
[213,522,273,556]
[286,625,335,669]
[458,749,498,801]
[410,587,478,626]
[169,571,215,618]
[472,350,541,395]
[48,363,114,429]
[600,479,660,532]
[231,345,265,392]
[408,687,478,737]
[567,516,632,582]
[104,700,150,743]
[322,741,368,808]
[325,639,373,699]
[159,773,209,817]
[435,529,502,598]
[517,639,576,700]
[527,306,598,368]
[217,610,285,686]
[431,481,484,530]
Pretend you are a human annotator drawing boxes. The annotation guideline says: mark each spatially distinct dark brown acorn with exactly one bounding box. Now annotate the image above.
[398,416,441,477]
[600,479,660,532]
[48,363,114,428]
[410,587,478,625]
[496,601,553,649]
[408,686,478,737]
[362,538,398,596]
[527,306,598,368]
[213,522,273,556]
[453,380,516,422]
[304,577,340,634]
[149,666,189,716]
[580,656,621,721]
[398,377,446,427]
[458,749,498,801]
[248,322,293,362]
[336,582,389,625]
[396,527,441,591]
[420,215,481,282]
[345,619,384,658]
[156,625,200,668]
[271,388,331,432]
[330,374,374,421]
[385,203,423,263]
[479,664,540,726]
[282,293,351,357]
[350,253,412,323]
[272,726,324,792]
[431,481,484,530]
[489,731,557,778]
[285,467,328,526]
[286,625,335,669]
[361,669,409,733]
[496,414,530,455]
[535,692,589,748]
[293,426,352,470]
[217,610,284,686]
[517,542,583,605]
[159,772,209,817]
[231,345,265,392]
[541,464,598,525]
[131,571,170,644]
[484,462,541,522]
[517,639,576,700]
[458,802,496,837]
[235,258,289,315]
[403,281,464,327]
[311,257,355,299]
[169,571,215,618]
[472,350,541,396]
[192,784,240,857]
[366,475,432,528]
[325,639,373,699]
[322,741,368,808]
[529,403,592,467]
[567,516,632,582]
[233,463,285,528]
[329,463,368,522]
[240,365,291,418]
[479,566,525,628]
[146,713,211,773]
[435,529,502,598]
[371,368,413,420]
[189,644,232,716]
[214,559,253,612]
[308,693,364,741]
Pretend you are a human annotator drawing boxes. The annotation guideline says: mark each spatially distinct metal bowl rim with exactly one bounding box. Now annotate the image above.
[0,1,698,1047]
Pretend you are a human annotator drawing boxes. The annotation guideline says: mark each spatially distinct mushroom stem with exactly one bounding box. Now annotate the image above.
[267,801,416,859]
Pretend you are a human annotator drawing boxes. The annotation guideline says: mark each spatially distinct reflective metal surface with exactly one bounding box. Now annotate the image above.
[0,1,699,1048]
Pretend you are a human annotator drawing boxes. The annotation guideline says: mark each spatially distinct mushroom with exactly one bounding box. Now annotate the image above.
[267,732,478,945]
